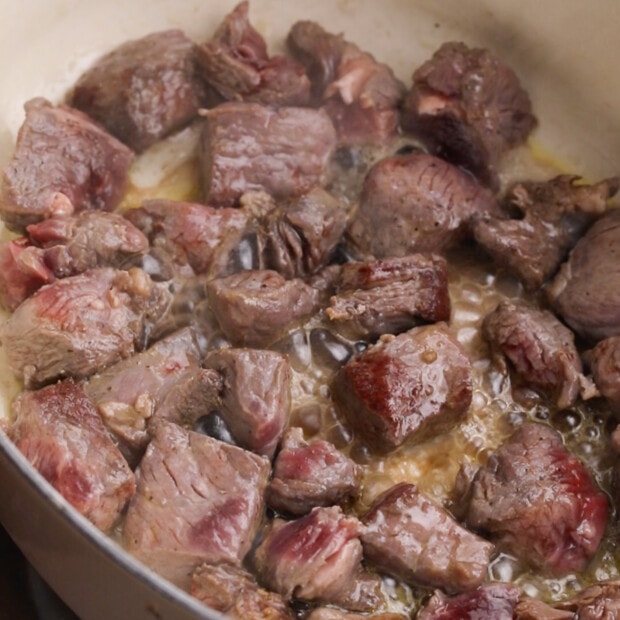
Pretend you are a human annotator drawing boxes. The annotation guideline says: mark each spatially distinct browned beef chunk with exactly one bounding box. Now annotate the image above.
[206,269,320,347]
[0,267,171,388]
[199,102,336,206]
[347,152,501,258]
[288,21,406,144]
[307,610,407,620]
[547,208,620,341]
[586,336,620,411]
[267,427,362,515]
[361,483,493,593]
[196,1,310,106]
[417,583,521,620]
[333,324,472,453]
[473,175,619,291]
[0,98,133,232]
[9,380,135,532]
[84,328,220,459]
[514,599,573,620]
[325,254,451,339]
[253,506,383,612]
[456,422,609,576]
[401,41,537,189]
[125,198,248,276]
[482,299,596,409]
[70,30,206,153]
[203,348,291,458]
[123,420,270,588]
[190,562,293,619]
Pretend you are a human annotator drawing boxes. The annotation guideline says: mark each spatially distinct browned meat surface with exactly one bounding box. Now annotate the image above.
[417,583,521,620]
[347,152,501,258]
[70,30,206,153]
[267,427,362,515]
[0,98,133,232]
[307,610,407,620]
[473,175,619,291]
[361,483,493,593]
[190,563,293,619]
[125,198,248,276]
[456,422,609,576]
[401,41,537,189]
[514,599,573,620]
[1,267,171,388]
[203,347,291,458]
[9,380,135,532]
[123,420,270,588]
[482,299,596,409]
[586,336,620,411]
[288,20,406,144]
[333,323,472,453]
[547,208,620,341]
[206,269,320,347]
[196,1,310,106]
[253,506,383,611]
[325,253,451,339]
[199,102,336,206]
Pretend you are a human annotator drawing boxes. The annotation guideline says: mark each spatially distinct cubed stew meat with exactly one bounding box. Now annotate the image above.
[1,2,620,619]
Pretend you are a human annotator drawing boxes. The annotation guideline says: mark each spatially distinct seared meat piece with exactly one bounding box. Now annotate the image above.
[288,20,406,144]
[253,506,383,611]
[361,483,493,593]
[473,175,619,291]
[206,269,320,347]
[196,1,310,106]
[190,563,293,619]
[203,348,291,458]
[70,29,206,152]
[126,199,248,276]
[401,41,537,189]
[9,380,135,532]
[456,422,609,576]
[124,420,270,588]
[267,427,363,515]
[514,599,573,620]
[1,267,171,388]
[199,102,336,206]
[347,152,500,258]
[586,336,620,411]
[307,610,407,620]
[547,208,620,341]
[0,98,133,232]
[482,299,596,409]
[417,583,521,620]
[333,323,472,453]
[325,253,451,339]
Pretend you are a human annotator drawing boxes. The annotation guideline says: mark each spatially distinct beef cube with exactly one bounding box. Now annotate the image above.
[9,380,135,531]
[1,267,171,388]
[473,175,619,291]
[206,269,320,347]
[417,583,521,619]
[401,41,537,189]
[199,102,336,206]
[125,198,249,276]
[547,208,620,341]
[456,422,609,576]
[288,21,406,144]
[348,152,501,258]
[267,427,363,515]
[333,323,472,453]
[514,599,573,620]
[325,253,451,339]
[361,483,493,593]
[71,30,206,152]
[253,506,383,611]
[307,610,408,620]
[586,336,620,411]
[190,563,293,619]
[123,420,270,588]
[482,299,596,409]
[196,1,310,106]
[0,98,133,232]
[203,347,291,458]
